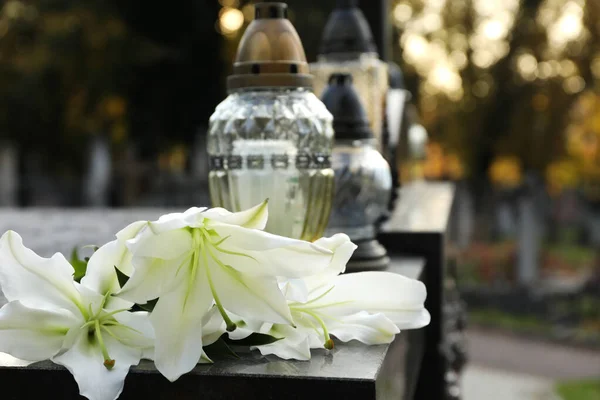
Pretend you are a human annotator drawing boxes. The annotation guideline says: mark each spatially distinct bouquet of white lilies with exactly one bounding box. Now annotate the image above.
[0,200,430,400]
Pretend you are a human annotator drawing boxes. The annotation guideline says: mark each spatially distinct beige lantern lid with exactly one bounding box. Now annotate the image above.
[227,2,313,90]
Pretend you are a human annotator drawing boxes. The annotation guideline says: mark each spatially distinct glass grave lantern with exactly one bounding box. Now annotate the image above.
[208,2,335,241]
[322,73,392,270]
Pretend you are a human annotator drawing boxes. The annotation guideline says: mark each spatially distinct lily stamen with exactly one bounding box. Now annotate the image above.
[175,251,194,277]
[291,286,336,307]
[82,298,135,370]
[94,320,115,370]
[210,234,231,247]
[98,308,131,321]
[102,320,143,336]
[291,307,333,350]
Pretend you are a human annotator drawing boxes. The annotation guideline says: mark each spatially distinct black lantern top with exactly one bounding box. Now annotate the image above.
[319,0,377,56]
[320,73,374,140]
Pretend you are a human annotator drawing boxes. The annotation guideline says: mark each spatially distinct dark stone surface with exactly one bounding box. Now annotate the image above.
[1,341,405,400]
[379,182,466,400]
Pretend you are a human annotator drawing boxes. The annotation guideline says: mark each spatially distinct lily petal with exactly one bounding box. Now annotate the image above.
[246,244,335,279]
[52,331,141,400]
[114,221,148,247]
[0,352,35,367]
[201,199,269,230]
[112,312,155,352]
[200,306,226,347]
[146,207,206,233]
[301,234,356,292]
[117,251,190,304]
[254,325,312,361]
[0,231,83,315]
[329,311,399,345]
[82,241,129,299]
[116,312,155,361]
[0,301,79,361]
[222,233,353,284]
[279,279,308,303]
[126,228,192,260]
[150,276,212,382]
[310,272,430,329]
[209,223,326,252]
[312,234,356,276]
[208,258,293,324]
[211,241,333,279]
[226,315,272,341]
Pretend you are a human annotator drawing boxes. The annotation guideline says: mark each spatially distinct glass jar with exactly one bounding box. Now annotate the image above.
[208,88,334,241]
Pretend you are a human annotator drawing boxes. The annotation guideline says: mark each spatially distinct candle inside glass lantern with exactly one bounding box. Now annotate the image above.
[322,73,392,270]
[208,2,335,241]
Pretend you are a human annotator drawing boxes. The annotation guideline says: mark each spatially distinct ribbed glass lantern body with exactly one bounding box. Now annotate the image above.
[208,88,335,241]
[325,138,392,241]
[311,54,388,149]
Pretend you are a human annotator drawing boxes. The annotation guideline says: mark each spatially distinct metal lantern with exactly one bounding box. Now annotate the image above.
[310,0,388,151]
[322,73,392,270]
[207,2,335,241]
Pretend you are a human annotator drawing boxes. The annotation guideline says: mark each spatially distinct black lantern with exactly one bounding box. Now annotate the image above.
[321,73,392,270]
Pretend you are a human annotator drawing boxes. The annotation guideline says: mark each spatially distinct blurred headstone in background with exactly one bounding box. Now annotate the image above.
[517,187,541,286]
[496,199,517,239]
[451,181,474,250]
[0,142,17,206]
[84,135,112,207]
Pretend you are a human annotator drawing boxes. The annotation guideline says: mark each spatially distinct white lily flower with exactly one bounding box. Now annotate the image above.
[116,200,339,381]
[251,235,430,360]
[0,230,154,400]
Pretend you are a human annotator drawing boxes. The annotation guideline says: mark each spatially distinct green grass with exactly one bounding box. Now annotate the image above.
[469,309,550,334]
[556,379,600,400]
[543,243,595,267]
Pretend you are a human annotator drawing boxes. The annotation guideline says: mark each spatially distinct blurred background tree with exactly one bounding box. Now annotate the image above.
[0,0,162,172]
[0,0,223,205]
[388,0,599,198]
